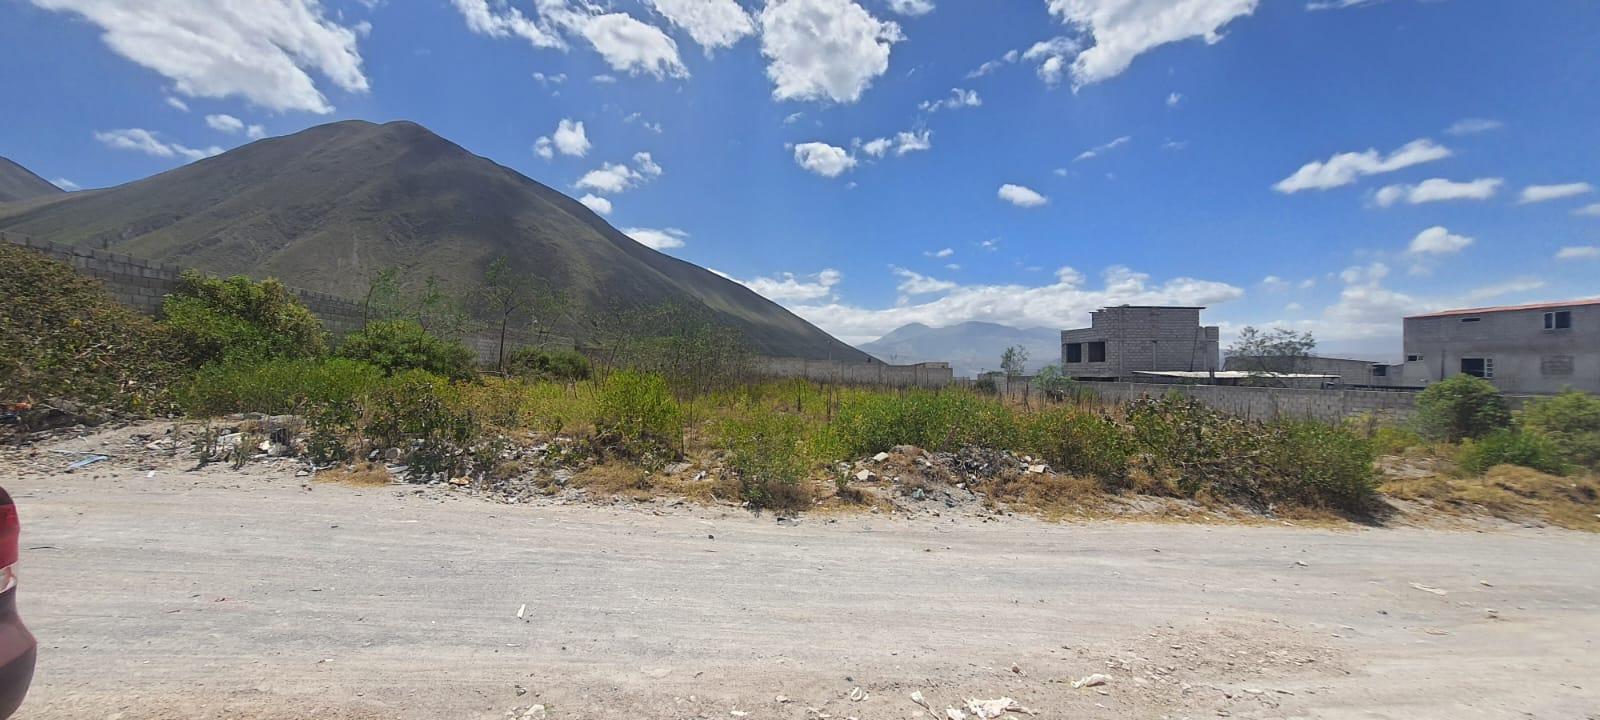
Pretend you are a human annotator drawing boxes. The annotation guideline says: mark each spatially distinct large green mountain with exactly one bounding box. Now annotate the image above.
[0,120,868,361]
[0,156,63,203]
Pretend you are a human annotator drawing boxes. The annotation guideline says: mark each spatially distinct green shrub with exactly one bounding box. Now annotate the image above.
[596,370,681,453]
[1415,375,1512,441]
[1520,390,1600,471]
[717,406,812,510]
[1021,407,1129,479]
[827,389,1017,458]
[161,271,326,366]
[360,369,480,478]
[1031,365,1089,402]
[338,320,476,380]
[507,347,591,382]
[177,358,385,417]
[0,244,181,414]
[1124,395,1375,511]
[1268,421,1378,509]
[1459,429,1569,476]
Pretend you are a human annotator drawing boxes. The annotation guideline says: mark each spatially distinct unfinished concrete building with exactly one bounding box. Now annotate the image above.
[1060,305,1219,381]
[1402,299,1600,394]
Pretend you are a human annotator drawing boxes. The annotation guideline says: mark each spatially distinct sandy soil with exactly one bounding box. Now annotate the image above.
[4,425,1598,719]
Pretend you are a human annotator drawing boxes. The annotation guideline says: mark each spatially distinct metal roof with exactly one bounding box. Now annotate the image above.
[1407,297,1600,319]
[1133,371,1341,379]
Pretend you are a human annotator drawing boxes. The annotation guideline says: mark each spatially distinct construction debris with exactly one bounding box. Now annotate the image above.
[964,697,1034,718]
[1071,673,1112,689]
[1409,583,1448,596]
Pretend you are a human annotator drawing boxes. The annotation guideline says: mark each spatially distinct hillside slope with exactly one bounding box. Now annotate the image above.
[0,120,866,361]
[0,156,64,203]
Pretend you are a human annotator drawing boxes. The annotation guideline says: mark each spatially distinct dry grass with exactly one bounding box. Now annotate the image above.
[1382,464,1600,532]
[315,461,393,487]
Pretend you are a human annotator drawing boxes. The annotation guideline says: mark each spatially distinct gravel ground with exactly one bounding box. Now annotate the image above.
[5,426,1598,720]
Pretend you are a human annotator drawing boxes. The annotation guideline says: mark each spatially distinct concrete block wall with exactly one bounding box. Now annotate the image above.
[752,356,955,388]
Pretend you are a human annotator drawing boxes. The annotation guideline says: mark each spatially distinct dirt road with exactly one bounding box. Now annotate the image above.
[7,440,1599,719]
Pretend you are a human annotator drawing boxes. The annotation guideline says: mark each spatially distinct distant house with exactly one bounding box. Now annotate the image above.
[1402,299,1599,394]
[1060,305,1219,381]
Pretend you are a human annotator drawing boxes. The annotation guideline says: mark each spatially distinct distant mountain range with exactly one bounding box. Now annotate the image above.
[857,321,1062,376]
[0,156,63,203]
[0,120,866,361]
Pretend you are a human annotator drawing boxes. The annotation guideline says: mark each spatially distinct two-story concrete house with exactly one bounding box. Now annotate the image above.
[1402,299,1599,394]
[1060,305,1219,381]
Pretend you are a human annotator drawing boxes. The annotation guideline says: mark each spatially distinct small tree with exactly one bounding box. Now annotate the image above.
[480,258,532,373]
[1000,345,1029,377]
[1227,326,1316,386]
[337,320,476,380]
[1415,374,1511,442]
[1520,389,1600,471]
[161,271,326,367]
[1031,364,1083,402]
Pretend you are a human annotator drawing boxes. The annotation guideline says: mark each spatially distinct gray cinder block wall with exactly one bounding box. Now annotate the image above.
[752,356,954,388]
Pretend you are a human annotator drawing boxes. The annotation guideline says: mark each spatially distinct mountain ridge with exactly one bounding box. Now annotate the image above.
[0,120,868,362]
[857,321,1062,377]
[0,156,64,203]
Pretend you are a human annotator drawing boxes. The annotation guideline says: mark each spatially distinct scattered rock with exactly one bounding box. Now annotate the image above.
[872,451,891,462]
[1072,673,1112,689]
[1409,583,1448,596]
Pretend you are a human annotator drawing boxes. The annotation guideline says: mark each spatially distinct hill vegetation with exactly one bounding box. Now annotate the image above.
[0,155,64,202]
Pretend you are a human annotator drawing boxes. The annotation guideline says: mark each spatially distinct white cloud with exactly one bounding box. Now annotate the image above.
[1021,36,1079,85]
[1519,182,1593,204]
[1372,177,1502,207]
[997,183,1047,208]
[759,0,904,104]
[204,114,245,134]
[533,136,554,160]
[885,0,934,15]
[52,178,81,191]
[164,96,189,112]
[1573,203,1600,217]
[454,0,686,79]
[860,138,892,158]
[452,0,563,48]
[35,0,369,114]
[93,128,221,162]
[925,247,954,258]
[1555,246,1600,261]
[1273,138,1451,193]
[623,227,688,250]
[966,49,1018,78]
[643,0,755,50]
[1042,0,1260,88]
[1407,226,1473,256]
[979,239,998,251]
[919,87,981,112]
[1074,135,1130,162]
[1260,275,1289,292]
[552,119,591,156]
[592,73,618,83]
[576,152,662,193]
[782,111,805,125]
[1305,0,1383,10]
[246,124,267,139]
[1444,117,1502,136]
[1308,262,1549,344]
[793,141,857,177]
[532,71,567,84]
[1166,91,1182,107]
[888,129,931,156]
[738,268,843,302]
[566,9,689,78]
[578,193,613,215]
[778,265,1244,344]
[893,267,957,296]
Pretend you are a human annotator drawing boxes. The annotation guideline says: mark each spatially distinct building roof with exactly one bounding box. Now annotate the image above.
[1133,371,1340,380]
[1407,298,1600,319]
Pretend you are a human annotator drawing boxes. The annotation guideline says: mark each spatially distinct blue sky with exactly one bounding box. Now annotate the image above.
[2,0,1598,359]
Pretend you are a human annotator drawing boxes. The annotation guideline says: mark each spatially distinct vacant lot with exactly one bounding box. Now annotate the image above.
[7,442,1599,720]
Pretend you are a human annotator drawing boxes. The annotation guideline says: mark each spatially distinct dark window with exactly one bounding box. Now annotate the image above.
[1372,365,1388,377]
[1460,317,1481,323]
[1406,354,1422,362]
[1460,357,1493,378]
[1088,341,1107,363]
[1065,343,1083,363]
[1544,310,1572,330]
